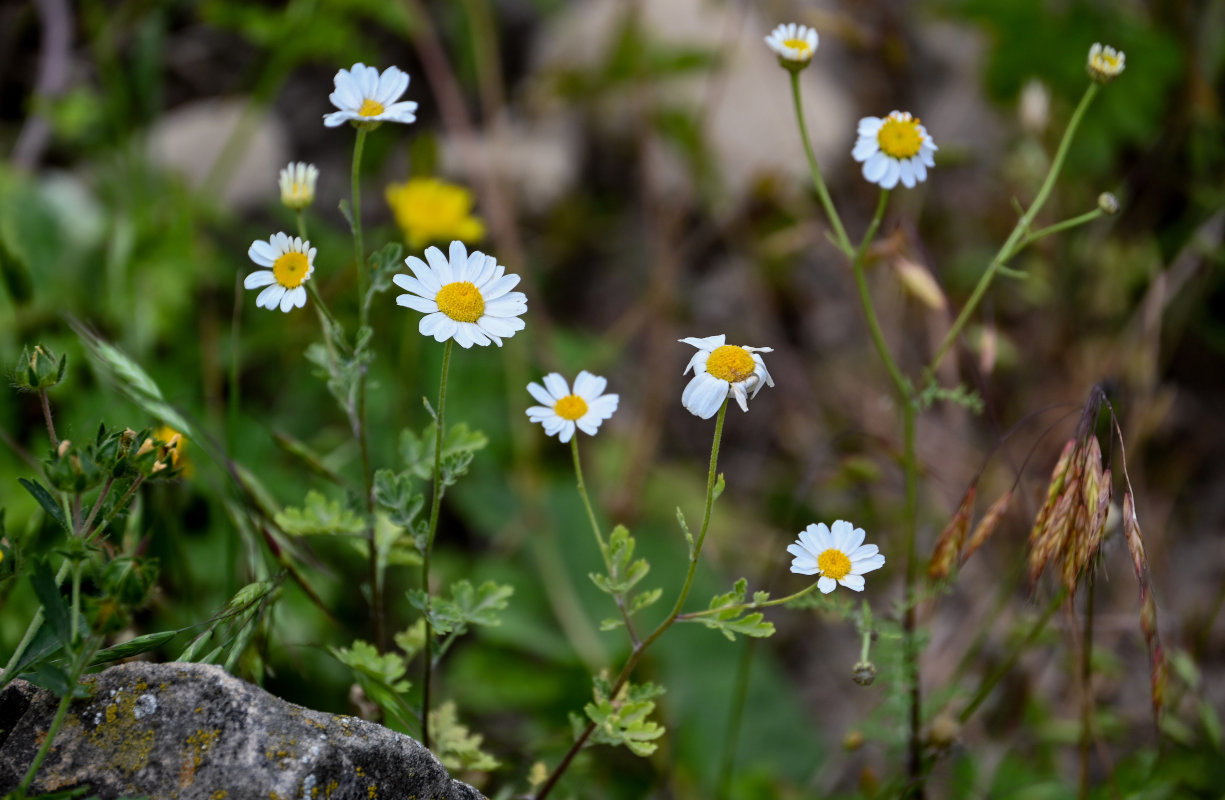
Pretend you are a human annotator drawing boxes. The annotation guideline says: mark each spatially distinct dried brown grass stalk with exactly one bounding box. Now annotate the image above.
[929,486,974,580]
[1123,491,1166,724]
[962,489,1012,563]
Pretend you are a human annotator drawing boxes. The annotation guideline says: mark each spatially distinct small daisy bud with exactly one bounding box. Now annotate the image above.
[1098,192,1120,215]
[765,23,819,72]
[1087,43,1125,84]
[842,730,865,751]
[852,660,878,686]
[279,162,319,211]
[927,713,960,750]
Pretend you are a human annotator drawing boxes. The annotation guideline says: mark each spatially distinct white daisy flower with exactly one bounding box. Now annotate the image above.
[852,111,938,190]
[679,335,774,419]
[392,240,527,348]
[765,22,819,66]
[323,63,418,129]
[1087,43,1125,83]
[788,520,885,593]
[526,371,619,443]
[279,162,318,210]
[245,233,316,312]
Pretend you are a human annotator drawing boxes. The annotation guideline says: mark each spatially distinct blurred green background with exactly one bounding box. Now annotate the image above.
[2,0,1224,797]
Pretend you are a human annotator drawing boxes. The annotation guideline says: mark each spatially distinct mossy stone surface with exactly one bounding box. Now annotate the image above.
[0,662,484,800]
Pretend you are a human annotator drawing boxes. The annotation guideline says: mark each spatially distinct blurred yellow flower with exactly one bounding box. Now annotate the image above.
[154,425,193,478]
[385,178,485,249]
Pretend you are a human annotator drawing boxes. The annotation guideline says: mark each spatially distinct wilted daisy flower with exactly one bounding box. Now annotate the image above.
[765,23,819,67]
[279,162,318,210]
[386,177,485,249]
[788,520,885,593]
[679,335,773,419]
[245,233,316,312]
[1087,43,1125,83]
[526,371,619,443]
[323,63,418,129]
[393,240,526,348]
[852,111,938,190]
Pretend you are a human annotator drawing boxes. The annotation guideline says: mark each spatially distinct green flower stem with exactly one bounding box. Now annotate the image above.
[676,581,818,621]
[70,561,82,645]
[421,338,455,750]
[570,436,639,644]
[860,621,872,663]
[1079,567,1097,800]
[958,587,1067,724]
[80,476,114,538]
[39,389,58,448]
[902,396,921,791]
[789,71,853,257]
[927,83,1100,376]
[849,190,907,399]
[351,127,370,327]
[716,639,757,800]
[14,640,96,798]
[1021,208,1105,249]
[228,274,243,454]
[295,210,341,332]
[534,400,729,800]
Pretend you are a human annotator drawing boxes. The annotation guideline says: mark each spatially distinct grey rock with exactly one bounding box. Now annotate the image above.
[0,662,485,800]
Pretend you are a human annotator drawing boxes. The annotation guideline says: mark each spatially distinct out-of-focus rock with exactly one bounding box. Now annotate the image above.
[525,0,853,204]
[147,98,288,210]
[0,661,484,800]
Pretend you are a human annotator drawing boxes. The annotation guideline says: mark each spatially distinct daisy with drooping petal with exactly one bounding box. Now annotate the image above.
[1087,43,1125,83]
[852,111,938,190]
[393,240,527,348]
[788,520,885,593]
[279,162,319,210]
[765,23,819,67]
[679,335,774,419]
[245,233,316,312]
[323,63,418,129]
[526,371,619,443]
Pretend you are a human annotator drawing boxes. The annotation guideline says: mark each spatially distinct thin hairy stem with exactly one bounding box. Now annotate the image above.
[39,389,58,448]
[421,339,454,749]
[789,71,853,256]
[534,400,729,800]
[571,436,639,644]
[928,83,1101,375]
[80,476,113,537]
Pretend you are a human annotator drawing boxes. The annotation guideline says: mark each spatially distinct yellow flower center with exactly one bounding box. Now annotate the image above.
[783,38,811,54]
[554,394,588,421]
[435,281,485,323]
[1097,53,1120,70]
[358,98,386,117]
[705,345,756,383]
[877,116,924,159]
[273,251,310,289]
[818,548,852,580]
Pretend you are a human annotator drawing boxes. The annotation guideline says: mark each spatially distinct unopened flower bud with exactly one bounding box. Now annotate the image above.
[927,713,960,750]
[1098,192,1119,215]
[843,730,865,751]
[14,345,67,391]
[279,162,319,211]
[852,661,878,686]
[1087,43,1125,84]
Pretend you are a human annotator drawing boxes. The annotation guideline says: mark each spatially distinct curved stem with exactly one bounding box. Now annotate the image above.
[571,437,639,644]
[421,339,454,750]
[789,71,853,256]
[677,581,818,621]
[534,400,729,800]
[1022,208,1105,250]
[927,83,1100,376]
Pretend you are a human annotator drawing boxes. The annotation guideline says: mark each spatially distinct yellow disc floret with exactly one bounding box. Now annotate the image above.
[273,252,311,288]
[818,548,852,580]
[877,114,924,159]
[705,345,757,383]
[435,281,485,323]
[359,99,386,117]
[783,38,812,55]
[554,395,589,421]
